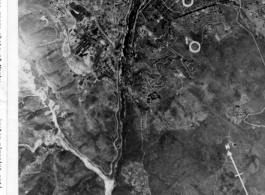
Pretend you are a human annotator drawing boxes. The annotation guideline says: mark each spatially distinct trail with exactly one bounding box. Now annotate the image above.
[18,142,42,153]
[235,0,265,67]
[233,0,265,128]
[243,107,265,128]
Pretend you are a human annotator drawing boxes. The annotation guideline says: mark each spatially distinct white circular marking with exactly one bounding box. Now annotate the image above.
[182,0,194,8]
[189,41,201,53]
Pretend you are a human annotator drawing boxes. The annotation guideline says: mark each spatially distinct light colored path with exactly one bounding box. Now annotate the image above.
[18,143,41,153]
[235,0,265,67]
[233,0,265,128]
[58,137,115,195]
[243,107,265,128]
[20,98,116,195]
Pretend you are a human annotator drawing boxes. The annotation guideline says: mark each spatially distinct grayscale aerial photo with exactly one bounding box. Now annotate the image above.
[18,0,265,194]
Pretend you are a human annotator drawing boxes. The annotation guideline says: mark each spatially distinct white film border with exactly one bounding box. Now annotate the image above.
[0,0,8,194]
[7,0,19,194]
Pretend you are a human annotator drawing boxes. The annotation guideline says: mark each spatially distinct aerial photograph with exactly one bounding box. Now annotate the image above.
[18,0,265,194]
